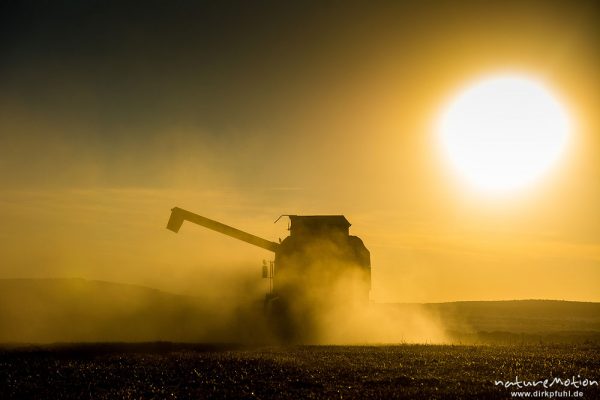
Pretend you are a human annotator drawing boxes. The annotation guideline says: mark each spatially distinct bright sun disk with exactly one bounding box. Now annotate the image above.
[438,75,570,193]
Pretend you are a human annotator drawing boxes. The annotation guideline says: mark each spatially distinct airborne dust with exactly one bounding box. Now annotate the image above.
[0,237,449,345]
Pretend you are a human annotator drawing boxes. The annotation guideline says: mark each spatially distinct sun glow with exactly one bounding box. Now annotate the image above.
[438,75,571,193]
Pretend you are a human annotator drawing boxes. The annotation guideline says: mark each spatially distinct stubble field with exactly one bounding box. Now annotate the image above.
[1,343,599,399]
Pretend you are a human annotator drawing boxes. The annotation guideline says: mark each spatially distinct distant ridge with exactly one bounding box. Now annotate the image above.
[0,277,180,297]
[379,300,600,343]
[423,299,600,330]
[1,279,599,344]
[0,278,233,343]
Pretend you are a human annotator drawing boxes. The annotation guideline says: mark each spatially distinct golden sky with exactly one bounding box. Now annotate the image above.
[0,0,598,302]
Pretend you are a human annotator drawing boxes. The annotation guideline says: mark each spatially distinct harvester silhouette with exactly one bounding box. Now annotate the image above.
[167,207,370,341]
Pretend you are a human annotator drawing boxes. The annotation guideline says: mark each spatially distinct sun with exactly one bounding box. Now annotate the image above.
[437,75,571,193]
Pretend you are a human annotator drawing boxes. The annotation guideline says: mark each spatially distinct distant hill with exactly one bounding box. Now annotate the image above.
[427,300,600,332]
[0,279,268,343]
[1,279,599,344]
[378,300,600,344]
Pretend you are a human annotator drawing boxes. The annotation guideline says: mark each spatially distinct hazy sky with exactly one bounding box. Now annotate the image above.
[1,0,599,302]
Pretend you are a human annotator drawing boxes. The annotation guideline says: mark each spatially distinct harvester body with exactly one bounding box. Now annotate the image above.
[167,207,371,341]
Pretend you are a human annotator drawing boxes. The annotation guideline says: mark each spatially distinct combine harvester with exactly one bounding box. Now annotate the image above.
[167,207,371,341]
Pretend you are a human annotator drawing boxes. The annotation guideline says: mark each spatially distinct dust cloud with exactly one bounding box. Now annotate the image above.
[0,241,449,345]
[314,276,449,345]
[260,238,449,345]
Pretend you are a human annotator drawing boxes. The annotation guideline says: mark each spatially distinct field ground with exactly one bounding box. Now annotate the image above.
[1,343,599,399]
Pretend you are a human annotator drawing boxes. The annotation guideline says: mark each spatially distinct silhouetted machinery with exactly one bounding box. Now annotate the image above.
[166,207,370,341]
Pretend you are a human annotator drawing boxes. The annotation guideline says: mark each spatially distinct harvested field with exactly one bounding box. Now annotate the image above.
[1,343,599,399]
